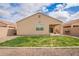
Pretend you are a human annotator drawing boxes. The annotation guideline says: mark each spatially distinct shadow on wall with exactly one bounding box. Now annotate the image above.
[7,29,17,36]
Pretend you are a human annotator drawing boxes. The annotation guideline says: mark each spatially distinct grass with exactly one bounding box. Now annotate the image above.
[0,36,79,47]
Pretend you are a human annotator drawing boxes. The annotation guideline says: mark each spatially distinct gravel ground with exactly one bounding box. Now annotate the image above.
[0,47,79,56]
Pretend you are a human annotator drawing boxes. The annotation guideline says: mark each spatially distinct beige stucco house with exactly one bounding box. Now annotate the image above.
[63,19,79,36]
[0,20,16,37]
[16,12,63,36]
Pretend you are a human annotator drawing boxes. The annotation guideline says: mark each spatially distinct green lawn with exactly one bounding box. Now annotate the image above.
[0,36,79,47]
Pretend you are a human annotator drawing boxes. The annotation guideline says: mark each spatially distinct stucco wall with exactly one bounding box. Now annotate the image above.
[0,27,8,37]
[17,13,63,35]
[64,21,79,36]
[0,27,16,37]
[71,22,79,35]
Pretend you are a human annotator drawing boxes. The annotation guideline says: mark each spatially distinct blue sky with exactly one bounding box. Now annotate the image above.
[0,3,79,23]
[64,6,79,14]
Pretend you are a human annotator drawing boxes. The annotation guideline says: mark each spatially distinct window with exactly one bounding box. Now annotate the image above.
[73,25,79,27]
[65,30,70,34]
[65,30,70,33]
[36,23,44,31]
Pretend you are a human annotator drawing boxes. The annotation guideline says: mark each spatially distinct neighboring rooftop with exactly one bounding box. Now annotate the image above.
[64,19,79,26]
[0,20,16,28]
[16,12,63,23]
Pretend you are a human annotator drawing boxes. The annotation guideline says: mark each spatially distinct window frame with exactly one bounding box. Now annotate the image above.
[36,23,44,31]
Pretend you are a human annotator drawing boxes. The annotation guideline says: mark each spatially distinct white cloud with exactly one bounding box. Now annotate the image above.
[41,6,48,13]
[48,3,79,22]
[48,10,70,22]
[0,3,79,23]
[0,3,10,9]
[19,3,49,15]
[12,3,49,21]
[0,9,10,16]
[68,12,79,20]
[64,3,79,21]
[0,3,49,23]
[0,4,11,16]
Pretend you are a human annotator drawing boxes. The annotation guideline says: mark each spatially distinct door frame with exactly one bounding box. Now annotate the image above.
[49,25,54,33]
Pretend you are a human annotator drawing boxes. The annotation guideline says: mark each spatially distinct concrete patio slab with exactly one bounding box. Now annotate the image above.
[0,48,79,56]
